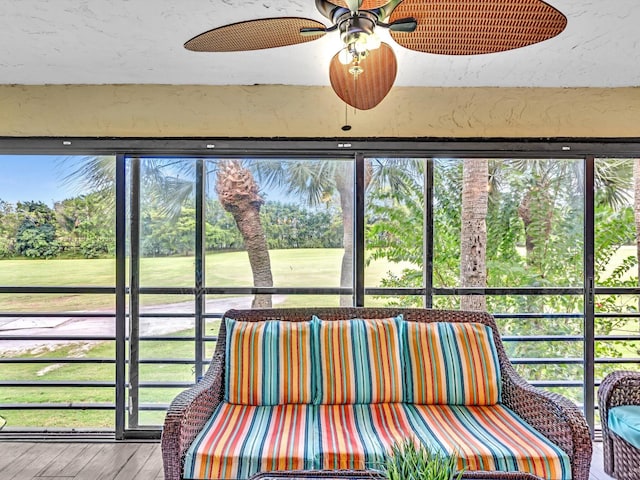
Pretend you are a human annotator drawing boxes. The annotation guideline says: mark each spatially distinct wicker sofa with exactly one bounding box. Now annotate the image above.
[161,308,592,480]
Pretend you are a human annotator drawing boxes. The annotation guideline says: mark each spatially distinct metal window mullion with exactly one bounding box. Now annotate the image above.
[425,158,434,308]
[354,153,365,307]
[128,157,141,430]
[195,159,205,380]
[115,153,127,439]
[584,155,596,433]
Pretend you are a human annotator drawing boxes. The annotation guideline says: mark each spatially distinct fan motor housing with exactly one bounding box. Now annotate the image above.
[338,10,378,49]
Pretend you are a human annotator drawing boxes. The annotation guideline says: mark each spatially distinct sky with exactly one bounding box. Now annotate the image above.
[0,155,79,206]
[0,155,296,207]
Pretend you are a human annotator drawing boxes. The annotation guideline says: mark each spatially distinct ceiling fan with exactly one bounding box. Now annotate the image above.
[184,0,567,111]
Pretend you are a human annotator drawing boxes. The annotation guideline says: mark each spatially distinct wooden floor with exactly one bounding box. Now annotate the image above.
[0,440,163,480]
[0,440,614,480]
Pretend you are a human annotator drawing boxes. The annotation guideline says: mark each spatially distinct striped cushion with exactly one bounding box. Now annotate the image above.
[225,318,314,405]
[313,316,404,404]
[183,403,316,479]
[184,403,571,480]
[314,403,418,470]
[403,321,502,405]
[405,404,572,480]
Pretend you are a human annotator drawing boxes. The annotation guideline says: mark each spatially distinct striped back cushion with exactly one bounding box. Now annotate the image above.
[403,321,501,405]
[313,315,404,404]
[225,318,314,405]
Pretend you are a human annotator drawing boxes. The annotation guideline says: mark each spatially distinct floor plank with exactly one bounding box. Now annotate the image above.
[37,443,94,477]
[113,444,160,480]
[2,443,69,480]
[74,443,140,480]
[0,443,35,472]
[0,439,617,480]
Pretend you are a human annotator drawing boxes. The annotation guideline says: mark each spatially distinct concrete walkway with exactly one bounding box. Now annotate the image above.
[0,295,286,354]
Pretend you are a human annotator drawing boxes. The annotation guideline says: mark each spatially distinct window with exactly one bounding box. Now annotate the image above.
[1,141,639,437]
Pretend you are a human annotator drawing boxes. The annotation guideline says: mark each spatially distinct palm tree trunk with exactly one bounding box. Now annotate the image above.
[518,181,553,268]
[216,160,273,308]
[460,159,488,311]
[335,163,354,306]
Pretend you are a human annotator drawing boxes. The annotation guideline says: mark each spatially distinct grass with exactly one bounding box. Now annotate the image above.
[0,248,413,428]
[0,332,214,428]
[1,245,638,428]
[0,248,412,312]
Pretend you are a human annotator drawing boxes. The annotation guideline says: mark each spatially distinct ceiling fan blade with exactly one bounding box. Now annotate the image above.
[389,0,567,55]
[329,42,397,110]
[332,0,390,10]
[185,17,326,52]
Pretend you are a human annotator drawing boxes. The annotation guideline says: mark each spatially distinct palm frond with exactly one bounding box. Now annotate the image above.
[368,158,424,196]
[59,155,116,196]
[595,158,633,209]
[254,160,338,206]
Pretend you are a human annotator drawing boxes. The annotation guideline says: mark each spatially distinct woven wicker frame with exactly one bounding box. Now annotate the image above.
[161,308,592,480]
[597,370,640,480]
[250,468,544,479]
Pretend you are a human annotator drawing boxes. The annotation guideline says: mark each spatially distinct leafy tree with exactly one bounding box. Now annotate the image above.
[367,158,635,399]
[141,205,196,257]
[55,193,115,258]
[260,202,343,250]
[0,199,18,258]
[14,201,61,258]
[205,199,242,250]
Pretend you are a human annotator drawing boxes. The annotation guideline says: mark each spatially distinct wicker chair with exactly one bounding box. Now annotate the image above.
[598,370,640,479]
[161,308,593,480]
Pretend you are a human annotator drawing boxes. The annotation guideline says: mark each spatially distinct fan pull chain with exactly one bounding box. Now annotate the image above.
[341,73,359,131]
[342,102,352,131]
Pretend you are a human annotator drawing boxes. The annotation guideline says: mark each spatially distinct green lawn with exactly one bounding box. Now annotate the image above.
[0,248,412,312]
[1,245,638,429]
[0,248,414,428]
[0,333,215,428]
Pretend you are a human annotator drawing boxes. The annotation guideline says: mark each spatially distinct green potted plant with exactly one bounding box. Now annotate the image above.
[376,439,464,480]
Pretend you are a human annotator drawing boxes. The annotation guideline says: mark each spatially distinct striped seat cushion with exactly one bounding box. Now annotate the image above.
[313,316,404,404]
[315,403,572,480]
[225,318,314,405]
[184,402,570,480]
[406,404,572,480]
[183,403,316,480]
[314,403,418,470]
[403,321,502,405]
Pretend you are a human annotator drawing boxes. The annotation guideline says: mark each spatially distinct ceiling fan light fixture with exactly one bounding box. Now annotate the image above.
[365,32,381,50]
[338,48,352,65]
[336,10,382,69]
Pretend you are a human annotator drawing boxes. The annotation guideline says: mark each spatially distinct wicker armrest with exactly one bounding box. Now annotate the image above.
[598,370,640,424]
[499,362,592,480]
[597,370,640,476]
[161,351,226,480]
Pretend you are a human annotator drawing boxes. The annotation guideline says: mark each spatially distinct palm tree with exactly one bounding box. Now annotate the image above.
[63,156,274,307]
[459,158,633,312]
[216,160,273,307]
[256,158,421,306]
[460,159,488,311]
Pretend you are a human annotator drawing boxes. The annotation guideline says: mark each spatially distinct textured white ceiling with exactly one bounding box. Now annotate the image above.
[1,0,639,88]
